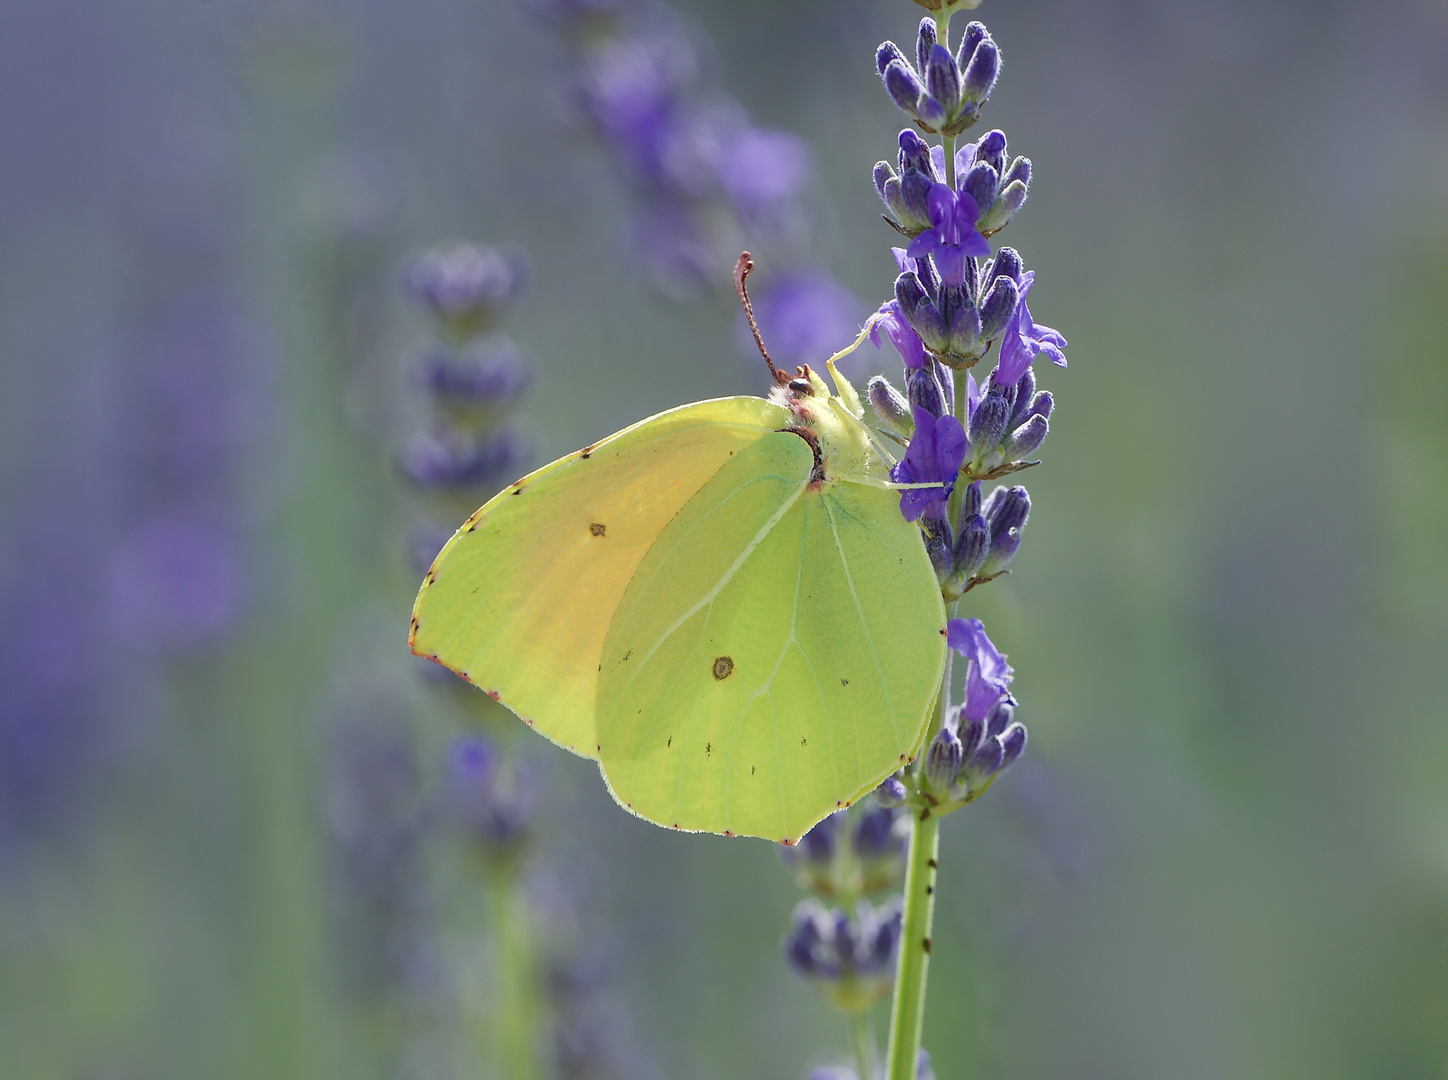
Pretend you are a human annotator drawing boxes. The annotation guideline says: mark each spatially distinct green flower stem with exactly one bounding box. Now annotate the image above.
[849,1009,879,1080]
[883,798,942,1080]
[939,8,956,191]
[485,866,543,1080]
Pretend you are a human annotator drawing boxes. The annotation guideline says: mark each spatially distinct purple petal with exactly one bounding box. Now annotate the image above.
[891,247,917,274]
[965,371,981,418]
[935,414,967,478]
[931,246,967,286]
[926,182,956,227]
[961,231,991,258]
[954,188,982,227]
[905,233,935,262]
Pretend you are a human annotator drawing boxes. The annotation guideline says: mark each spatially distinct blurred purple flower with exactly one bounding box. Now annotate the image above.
[905,183,990,285]
[946,617,1014,722]
[995,271,1067,385]
[105,508,245,651]
[891,406,966,523]
[715,127,811,221]
[405,243,528,331]
[744,271,861,369]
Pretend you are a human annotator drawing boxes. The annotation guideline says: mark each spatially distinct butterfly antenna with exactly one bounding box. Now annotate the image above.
[734,252,790,386]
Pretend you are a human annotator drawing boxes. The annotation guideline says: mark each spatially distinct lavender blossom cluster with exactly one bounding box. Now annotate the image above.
[537,0,863,369]
[780,804,910,1017]
[830,24,1070,1028]
[865,15,1068,798]
[400,242,533,571]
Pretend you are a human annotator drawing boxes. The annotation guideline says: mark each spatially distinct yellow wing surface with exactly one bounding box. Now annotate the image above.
[410,396,790,758]
[596,432,948,842]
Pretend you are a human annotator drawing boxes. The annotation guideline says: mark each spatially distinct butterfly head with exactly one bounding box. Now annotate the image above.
[770,360,885,485]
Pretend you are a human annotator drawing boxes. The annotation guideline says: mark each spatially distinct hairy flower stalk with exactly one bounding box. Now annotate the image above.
[866,4,1066,1078]
[401,246,549,1080]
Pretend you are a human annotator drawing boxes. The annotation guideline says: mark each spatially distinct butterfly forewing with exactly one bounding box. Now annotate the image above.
[410,397,788,758]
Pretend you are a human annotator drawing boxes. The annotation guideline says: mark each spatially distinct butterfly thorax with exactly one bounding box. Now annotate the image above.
[769,362,890,488]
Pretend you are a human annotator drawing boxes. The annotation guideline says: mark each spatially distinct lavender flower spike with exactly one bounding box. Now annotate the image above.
[994,270,1067,385]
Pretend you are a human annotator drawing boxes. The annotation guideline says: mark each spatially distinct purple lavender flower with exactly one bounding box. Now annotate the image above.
[995,271,1067,385]
[870,298,928,370]
[905,183,990,285]
[946,617,1014,722]
[105,508,246,651]
[745,271,862,370]
[405,243,528,334]
[715,126,812,224]
[891,406,966,523]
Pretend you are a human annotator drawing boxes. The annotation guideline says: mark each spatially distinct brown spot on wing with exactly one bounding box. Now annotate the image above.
[589,522,607,537]
[712,656,734,680]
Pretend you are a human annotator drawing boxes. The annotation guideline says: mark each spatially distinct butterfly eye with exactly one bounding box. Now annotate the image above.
[788,378,815,396]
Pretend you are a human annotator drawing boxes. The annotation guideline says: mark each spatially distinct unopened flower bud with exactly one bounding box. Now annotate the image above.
[868,375,914,437]
[915,18,937,73]
[915,94,947,130]
[964,731,1004,779]
[957,714,984,761]
[999,723,1027,769]
[924,726,963,794]
[877,40,909,77]
[1011,367,1037,419]
[932,358,955,416]
[961,37,1000,106]
[954,21,987,71]
[961,161,999,218]
[985,484,1030,536]
[874,160,897,202]
[980,529,1020,576]
[853,803,905,861]
[874,775,908,808]
[953,513,990,579]
[983,699,1014,737]
[975,129,1007,177]
[946,299,983,359]
[925,44,962,118]
[783,900,835,979]
[898,129,934,177]
[907,364,948,419]
[977,162,1028,233]
[977,274,1019,342]
[967,387,1010,457]
[1004,414,1048,459]
[894,272,928,318]
[883,60,925,118]
[917,1048,938,1080]
[925,524,954,577]
[899,170,935,231]
[985,246,1023,286]
[1025,390,1053,421]
[911,299,950,353]
[962,478,982,518]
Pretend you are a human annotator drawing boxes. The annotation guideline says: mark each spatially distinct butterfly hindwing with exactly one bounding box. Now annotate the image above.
[595,432,946,841]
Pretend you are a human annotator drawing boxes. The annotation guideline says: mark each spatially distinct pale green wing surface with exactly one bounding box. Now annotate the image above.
[595,432,948,842]
[410,397,789,758]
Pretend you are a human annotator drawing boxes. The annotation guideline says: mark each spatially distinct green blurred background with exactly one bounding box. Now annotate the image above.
[2,0,1447,1078]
